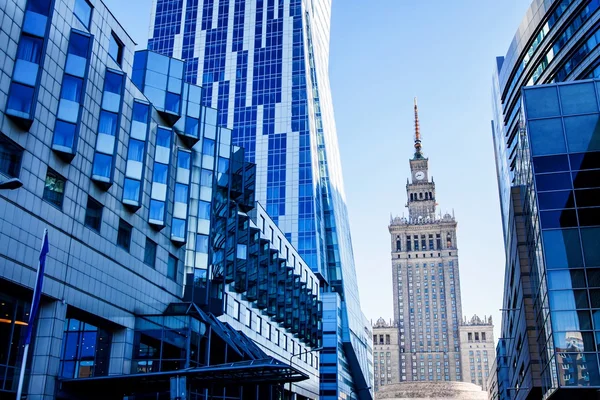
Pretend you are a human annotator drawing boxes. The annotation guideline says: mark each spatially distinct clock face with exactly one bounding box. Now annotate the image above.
[415,171,425,181]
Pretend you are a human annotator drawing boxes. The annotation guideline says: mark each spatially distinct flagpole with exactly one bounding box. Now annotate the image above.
[16,229,49,400]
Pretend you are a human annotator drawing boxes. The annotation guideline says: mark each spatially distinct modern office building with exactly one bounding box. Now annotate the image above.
[0,0,323,398]
[458,315,494,391]
[491,1,600,399]
[147,0,373,398]
[372,318,400,392]
[388,100,464,384]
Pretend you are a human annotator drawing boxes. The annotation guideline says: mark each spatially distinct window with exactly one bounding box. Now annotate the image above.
[74,0,92,28]
[98,111,118,136]
[198,201,211,220]
[0,135,23,178]
[196,234,209,253]
[53,121,77,149]
[84,197,102,232]
[43,169,65,208]
[17,35,43,64]
[165,92,181,114]
[144,238,156,268]
[108,32,123,65]
[167,254,178,281]
[117,218,132,252]
[60,318,111,379]
[7,82,35,117]
[61,75,84,103]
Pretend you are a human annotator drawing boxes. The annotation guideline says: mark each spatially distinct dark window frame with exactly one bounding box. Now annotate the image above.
[167,254,178,281]
[43,168,66,209]
[144,238,157,268]
[73,0,93,29]
[117,218,132,252]
[84,196,103,232]
[108,31,124,66]
[0,134,24,178]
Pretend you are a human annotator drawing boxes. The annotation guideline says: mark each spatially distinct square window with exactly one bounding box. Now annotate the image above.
[74,0,92,28]
[92,153,113,179]
[60,75,84,103]
[43,169,66,209]
[117,218,132,252]
[165,92,181,113]
[98,111,118,136]
[123,179,140,203]
[185,116,199,137]
[17,35,43,64]
[84,197,102,232]
[7,82,35,117]
[0,135,23,178]
[132,102,149,123]
[196,234,209,253]
[167,254,178,280]
[108,32,124,65]
[127,139,145,162]
[144,238,156,268]
[149,200,165,222]
[53,121,77,150]
[156,128,172,148]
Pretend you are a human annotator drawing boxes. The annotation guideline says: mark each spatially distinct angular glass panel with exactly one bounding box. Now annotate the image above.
[7,82,35,118]
[533,155,570,173]
[156,128,171,148]
[132,102,149,123]
[174,183,188,203]
[581,227,600,266]
[198,201,210,220]
[547,270,586,289]
[559,82,598,115]
[572,170,600,189]
[74,0,92,28]
[172,218,186,239]
[170,59,184,79]
[149,200,165,222]
[168,77,182,93]
[144,86,165,109]
[148,51,169,73]
[196,234,209,253]
[108,33,123,65]
[528,118,566,156]
[123,178,140,202]
[53,120,77,150]
[145,70,168,90]
[92,153,112,179]
[27,0,51,15]
[104,71,123,94]
[570,152,600,170]
[61,75,83,103]
[536,173,572,192]
[538,191,574,210]
[542,229,584,269]
[540,210,578,229]
[57,99,80,123]
[13,59,39,86]
[23,10,47,37]
[127,139,144,162]
[564,114,600,153]
[524,86,560,118]
[185,116,199,137]
[201,169,213,187]
[203,139,215,156]
[579,208,600,227]
[177,151,190,170]
[152,163,168,184]
[551,310,591,332]
[98,111,118,136]
[165,92,181,114]
[68,32,90,58]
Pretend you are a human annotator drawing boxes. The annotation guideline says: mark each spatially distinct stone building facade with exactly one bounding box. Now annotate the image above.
[388,100,463,383]
[458,315,495,391]
[372,318,401,391]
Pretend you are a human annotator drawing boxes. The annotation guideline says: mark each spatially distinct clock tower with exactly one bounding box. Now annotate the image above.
[407,98,436,221]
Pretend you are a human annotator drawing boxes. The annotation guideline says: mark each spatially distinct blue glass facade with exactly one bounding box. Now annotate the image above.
[492,2,600,398]
[148,0,372,398]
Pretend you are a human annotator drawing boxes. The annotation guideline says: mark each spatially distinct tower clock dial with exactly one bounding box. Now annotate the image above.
[414,171,425,181]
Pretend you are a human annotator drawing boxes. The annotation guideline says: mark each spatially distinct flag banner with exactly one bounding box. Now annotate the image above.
[25,229,49,345]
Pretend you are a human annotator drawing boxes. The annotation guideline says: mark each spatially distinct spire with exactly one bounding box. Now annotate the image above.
[413,97,423,159]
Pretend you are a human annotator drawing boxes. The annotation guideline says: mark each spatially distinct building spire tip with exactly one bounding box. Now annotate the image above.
[413,98,423,158]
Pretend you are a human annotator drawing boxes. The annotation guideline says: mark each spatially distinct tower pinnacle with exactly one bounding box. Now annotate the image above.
[414,97,424,159]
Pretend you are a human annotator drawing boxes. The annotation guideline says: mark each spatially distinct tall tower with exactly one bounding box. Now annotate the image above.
[388,100,463,385]
[147,1,372,399]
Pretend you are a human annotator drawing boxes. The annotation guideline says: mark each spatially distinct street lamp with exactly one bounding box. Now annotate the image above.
[288,346,323,399]
[0,178,23,190]
[350,385,372,399]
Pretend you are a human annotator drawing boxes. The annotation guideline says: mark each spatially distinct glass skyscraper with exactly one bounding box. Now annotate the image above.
[491,1,600,399]
[147,0,372,398]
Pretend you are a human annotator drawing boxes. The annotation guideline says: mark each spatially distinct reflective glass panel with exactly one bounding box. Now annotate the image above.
[547,270,586,289]
[127,139,144,162]
[177,151,190,170]
[108,33,123,65]
[570,152,600,170]
[74,0,92,27]
[540,209,578,229]
[98,111,118,136]
[579,208,600,227]
[536,173,572,192]
[132,102,149,123]
[17,35,43,64]
[198,201,210,220]
[538,191,575,210]
[581,227,600,266]
[528,118,566,156]
[61,75,83,102]
[7,82,34,116]
[152,163,168,184]
[123,178,140,202]
[104,71,123,94]
[165,92,180,113]
[156,128,171,148]
[564,114,600,153]
[196,234,209,253]
[542,229,584,269]
[172,218,186,238]
[0,135,23,177]
[572,170,600,189]
[68,32,90,58]
[202,139,215,156]
[149,200,165,221]
[533,155,570,173]
[559,82,598,115]
[185,116,199,137]
[174,183,188,203]
[92,153,112,178]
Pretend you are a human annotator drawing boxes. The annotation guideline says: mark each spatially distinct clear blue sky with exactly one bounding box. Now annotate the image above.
[104,0,533,339]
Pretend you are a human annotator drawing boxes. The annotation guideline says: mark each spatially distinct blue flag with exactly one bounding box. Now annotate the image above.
[25,229,49,345]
